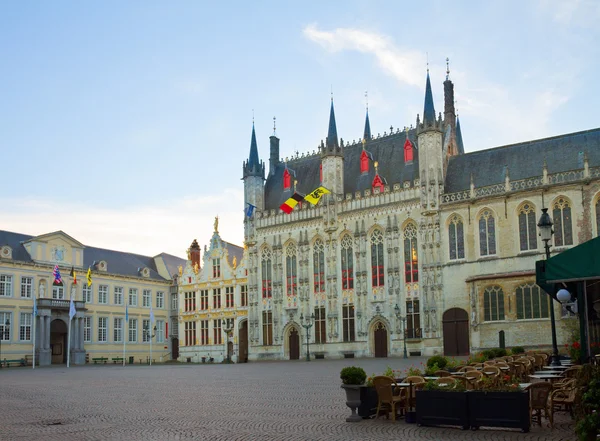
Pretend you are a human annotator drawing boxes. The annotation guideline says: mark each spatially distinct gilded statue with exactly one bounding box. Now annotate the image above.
[232,256,237,269]
[178,265,183,276]
[214,215,219,233]
[193,262,199,274]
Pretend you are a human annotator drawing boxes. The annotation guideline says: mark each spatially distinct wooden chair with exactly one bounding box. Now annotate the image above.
[562,367,581,379]
[464,371,483,390]
[435,377,457,388]
[551,384,578,417]
[434,370,453,378]
[552,378,575,391]
[529,382,553,428]
[404,376,425,384]
[483,360,496,366]
[470,362,484,369]
[533,355,545,371]
[482,366,501,386]
[372,376,406,421]
[458,366,476,373]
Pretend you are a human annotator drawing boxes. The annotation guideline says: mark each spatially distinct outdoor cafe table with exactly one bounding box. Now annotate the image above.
[543,365,570,370]
[534,370,564,375]
[529,374,562,383]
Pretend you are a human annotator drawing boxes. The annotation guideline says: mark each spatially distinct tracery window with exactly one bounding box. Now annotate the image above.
[516,283,550,320]
[314,306,326,344]
[448,214,465,260]
[340,235,354,290]
[478,209,496,256]
[261,248,272,299]
[262,311,273,345]
[342,304,355,342]
[370,229,385,287]
[483,285,505,321]
[406,300,421,339]
[313,239,325,293]
[553,197,573,247]
[286,243,298,297]
[403,223,418,283]
[518,202,538,251]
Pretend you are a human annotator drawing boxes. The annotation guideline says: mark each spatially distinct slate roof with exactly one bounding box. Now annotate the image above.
[0,230,184,282]
[222,241,244,268]
[264,129,419,210]
[155,252,186,279]
[445,128,600,193]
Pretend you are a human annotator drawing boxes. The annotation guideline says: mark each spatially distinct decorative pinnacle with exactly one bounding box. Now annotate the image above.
[273,116,276,135]
[446,57,450,81]
[365,91,368,111]
[374,161,379,173]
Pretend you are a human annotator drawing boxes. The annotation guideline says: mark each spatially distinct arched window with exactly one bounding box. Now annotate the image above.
[360,150,369,173]
[483,285,505,321]
[283,168,291,190]
[478,209,496,256]
[553,197,573,246]
[516,283,550,320]
[403,223,418,283]
[261,248,272,299]
[285,243,297,297]
[448,214,465,260]
[341,235,354,290]
[313,239,325,293]
[518,202,538,251]
[370,229,385,287]
[404,137,414,163]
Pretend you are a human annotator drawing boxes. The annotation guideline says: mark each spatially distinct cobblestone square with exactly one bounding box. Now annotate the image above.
[0,358,575,441]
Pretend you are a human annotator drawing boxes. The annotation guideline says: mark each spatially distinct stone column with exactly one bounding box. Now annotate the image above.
[45,315,51,349]
[72,317,78,350]
[39,315,45,350]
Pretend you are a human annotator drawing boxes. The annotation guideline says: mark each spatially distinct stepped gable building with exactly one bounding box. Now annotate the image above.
[241,67,600,361]
[178,219,248,363]
[0,230,184,365]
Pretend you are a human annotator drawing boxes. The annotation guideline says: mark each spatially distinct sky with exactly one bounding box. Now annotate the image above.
[1,0,599,259]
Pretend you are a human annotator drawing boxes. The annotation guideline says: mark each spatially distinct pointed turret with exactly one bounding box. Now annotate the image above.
[423,70,436,126]
[456,116,465,154]
[363,109,371,141]
[325,99,340,153]
[248,124,260,169]
[243,123,265,179]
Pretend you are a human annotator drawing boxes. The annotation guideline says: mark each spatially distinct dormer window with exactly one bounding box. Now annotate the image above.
[360,151,370,174]
[319,163,323,183]
[404,137,414,163]
[283,169,291,190]
[212,258,221,278]
[372,174,385,193]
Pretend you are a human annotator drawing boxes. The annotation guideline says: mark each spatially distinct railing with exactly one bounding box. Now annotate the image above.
[37,298,86,310]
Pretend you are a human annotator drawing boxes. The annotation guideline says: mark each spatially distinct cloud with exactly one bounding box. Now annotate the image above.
[303,24,426,88]
[537,0,600,27]
[0,188,245,259]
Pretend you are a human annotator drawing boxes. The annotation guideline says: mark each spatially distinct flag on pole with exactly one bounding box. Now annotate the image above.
[279,193,304,214]
[125,303,129,322]
[69,296,76,320]
[70,267,77,285]
[150,305,155,324]
[33,295,38,316]
[86,267,92,287]
[53,265,62,284]
[304,186,331,205]
[245,203,256,217]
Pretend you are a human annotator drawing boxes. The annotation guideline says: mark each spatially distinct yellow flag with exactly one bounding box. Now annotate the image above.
[304,186,330,205]
[86,267,92,287]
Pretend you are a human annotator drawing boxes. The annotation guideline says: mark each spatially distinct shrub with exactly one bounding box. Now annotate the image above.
[406,366,423,377]
[492,348,507,358]
[481,349,495,360]
[382,366,394,377]
[445,357,463,371]
[340,366,367,385]
[511,346,525,354]
[423,378,466,392]
[424,363,440,376]
[426,355,448,369]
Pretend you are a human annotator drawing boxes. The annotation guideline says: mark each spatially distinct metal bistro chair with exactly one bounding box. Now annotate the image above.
[529,382,553,428]
[372,376,406,422]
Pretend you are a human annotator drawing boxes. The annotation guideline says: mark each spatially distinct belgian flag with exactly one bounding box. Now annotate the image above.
[279,193,304,214]
[70,267,77,285]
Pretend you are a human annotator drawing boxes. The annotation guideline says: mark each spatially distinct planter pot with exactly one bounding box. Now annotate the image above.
[468,391,530,432]
[341,384,363,422]
[358,386,378,419]
[416,390,469,430]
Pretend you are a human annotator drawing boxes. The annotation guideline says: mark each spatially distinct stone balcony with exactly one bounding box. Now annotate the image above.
[37,298,87,311]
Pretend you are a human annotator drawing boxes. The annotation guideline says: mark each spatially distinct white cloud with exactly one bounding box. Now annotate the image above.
[303,24,426,89]
[537,0,600,27]
[0,188,245,259]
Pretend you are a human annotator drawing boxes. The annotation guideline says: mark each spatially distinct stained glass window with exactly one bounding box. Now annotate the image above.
[553,198,573,246]
[313,239,325,293]
[341,235,354,289]
[261,247,272,299]
[403,223,419,283]
[518,203,538,251]
[285,243,297,297]
[371,229,385,287]
[483,286,505,321]
[449,215,465,260]
[516,284,550,319]
[479,210,496,256]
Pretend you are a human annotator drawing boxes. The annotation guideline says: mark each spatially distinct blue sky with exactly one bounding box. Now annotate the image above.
[1,1,598,259]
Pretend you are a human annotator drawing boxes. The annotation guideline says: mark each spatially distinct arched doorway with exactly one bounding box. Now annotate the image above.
[50,319,68,364]
[171,337,179,360]
[238,320,248,363]
[442,308,470,356]
[374,322,388,358]
[289,328,300,360]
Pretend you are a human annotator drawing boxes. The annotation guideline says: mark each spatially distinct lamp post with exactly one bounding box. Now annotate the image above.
[222,319,234,363]
[299,312,315,362]
[143,323,157,366]
[394,305,408,359]
[0,319,9,368]
[537,208,561,367]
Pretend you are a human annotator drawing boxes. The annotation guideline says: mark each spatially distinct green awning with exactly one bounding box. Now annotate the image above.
[543,236,600,283]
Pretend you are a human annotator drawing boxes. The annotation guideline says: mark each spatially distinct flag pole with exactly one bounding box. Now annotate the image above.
[32,289,36,370]
[123,322,126,367]
[150,330,152,366]
[67,315,71,368]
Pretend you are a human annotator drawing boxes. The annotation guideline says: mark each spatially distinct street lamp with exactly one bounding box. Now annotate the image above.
[299,312,315,362]
[537,208,561,367]
[394,305,408,359]
[222,319,234,363]
[143,323,157,366]
[0,319,9,368]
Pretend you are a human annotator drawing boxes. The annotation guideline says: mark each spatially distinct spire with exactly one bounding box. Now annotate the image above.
[326,98,339,152]
[423,70,436,126]
[456,116,465,154]
[248,123,260,168]
[363,110,371,141]
[243,122,265,179]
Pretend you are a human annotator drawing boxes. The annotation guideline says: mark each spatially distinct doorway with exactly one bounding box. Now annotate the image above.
[238,320,248,363]
[172,337,179,360]
[289,328,300,360]
[442,308,470,356]
[374,322,388,358]
[50,319,68,364]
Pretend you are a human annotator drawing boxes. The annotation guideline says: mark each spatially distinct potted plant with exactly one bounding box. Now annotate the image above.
[416,379,469,430]
[340,366,367,422]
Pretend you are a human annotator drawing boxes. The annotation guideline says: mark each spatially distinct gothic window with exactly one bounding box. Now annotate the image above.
[478,210,496,256]
[314,306,326,344]
[262,310,273,345]
[370,229,385,287]
[516,283,550,320]
[448,214,465,260]
[285,243,298,297]
[360,150,369,173]
[313,239,325,293]
[518,202,538,251]
[403,223,418,283]
[553,197,573,247]
[261,247,272,299]
[483,285,505,321]
[406,300,421,338]
[342,304,355,342]
[404,137,414,163]
[341,235,354,290]
[283,168,291,190]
